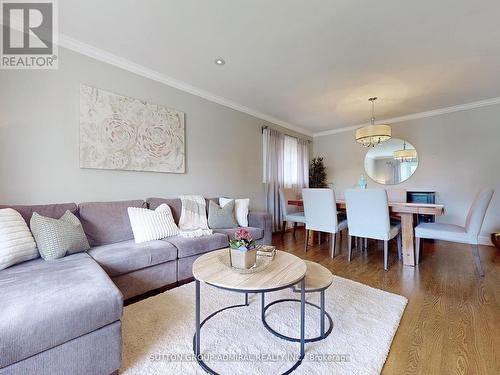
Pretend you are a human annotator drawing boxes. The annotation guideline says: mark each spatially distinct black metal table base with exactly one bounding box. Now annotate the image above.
[261,298,333,343]
[192,300,250,375]
[193,279,307,375]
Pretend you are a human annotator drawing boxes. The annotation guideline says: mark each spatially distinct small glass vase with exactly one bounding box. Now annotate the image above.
[229,246,257,269]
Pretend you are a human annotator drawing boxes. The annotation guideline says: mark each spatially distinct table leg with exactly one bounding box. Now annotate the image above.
[308,229,315,246]
[245,292,249,306]
[261,292,265,321]
[195,279,200,356]
[320,290,325,339]
[400,213,416,266]
[300,278,305,358]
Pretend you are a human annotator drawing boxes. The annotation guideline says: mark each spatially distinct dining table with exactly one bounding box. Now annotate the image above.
[288,199,444,267]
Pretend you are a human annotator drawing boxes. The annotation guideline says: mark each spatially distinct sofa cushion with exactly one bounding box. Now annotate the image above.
[220,197,250,227]
[88,239,177,277]
[128,204,179,243]
[0,203,78,228]
[147,198,182,224]
[79,200,146,246]
[0,208,38,270]
[163,233,228,258]
[30,211,90,260]
[208,200,238,229]
[0,253,122,368]
[212,227,264,241]
[146,197,218,225]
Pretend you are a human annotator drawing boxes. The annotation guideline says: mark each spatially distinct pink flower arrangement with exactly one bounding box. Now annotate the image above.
[230,228,256,250]
[235,228,253,242]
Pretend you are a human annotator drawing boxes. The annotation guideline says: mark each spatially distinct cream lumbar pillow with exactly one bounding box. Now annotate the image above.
[0,208,39,270]
[128,203,180,243]
[219,197,250,227]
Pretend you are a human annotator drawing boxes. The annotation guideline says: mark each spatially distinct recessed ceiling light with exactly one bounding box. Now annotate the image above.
[214,58,225,66]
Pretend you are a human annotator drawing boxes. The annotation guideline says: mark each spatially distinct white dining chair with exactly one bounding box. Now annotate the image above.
[415,188,494,277]
[278,187,306,237]
[345,188,402,271]
[302,188,348,258]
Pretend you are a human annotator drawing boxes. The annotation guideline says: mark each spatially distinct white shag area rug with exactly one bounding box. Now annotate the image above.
[121,276,407,374]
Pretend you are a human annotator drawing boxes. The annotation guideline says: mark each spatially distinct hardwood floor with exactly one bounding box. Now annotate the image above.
[274,229,500,375]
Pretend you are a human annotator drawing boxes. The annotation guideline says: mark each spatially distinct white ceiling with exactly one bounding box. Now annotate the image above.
[59,0,500,135]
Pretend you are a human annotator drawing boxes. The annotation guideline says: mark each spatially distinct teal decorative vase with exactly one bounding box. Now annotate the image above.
[358,175,367,189]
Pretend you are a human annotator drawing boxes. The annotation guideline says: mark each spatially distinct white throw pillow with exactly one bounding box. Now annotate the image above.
[219,197,250,227]
[128,204,180,244]
[0,208,39,270]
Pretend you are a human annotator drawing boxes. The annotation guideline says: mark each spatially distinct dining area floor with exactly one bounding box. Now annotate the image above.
[274,228,500,375]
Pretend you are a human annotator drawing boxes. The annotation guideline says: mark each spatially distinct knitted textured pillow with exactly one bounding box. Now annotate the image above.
[128,203,180,243]
[208,200,238,229]
[0,208,39,270]
[30,210,90,260]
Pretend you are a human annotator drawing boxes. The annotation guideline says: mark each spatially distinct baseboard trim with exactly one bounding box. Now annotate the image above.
[478,235,494,247]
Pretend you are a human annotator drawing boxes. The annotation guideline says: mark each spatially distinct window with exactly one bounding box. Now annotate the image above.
[262,129,309,189]
[262,127,309,231]
[283,135,298,188]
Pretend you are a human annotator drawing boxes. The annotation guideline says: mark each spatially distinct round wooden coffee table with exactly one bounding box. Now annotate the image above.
[192,249,307,375]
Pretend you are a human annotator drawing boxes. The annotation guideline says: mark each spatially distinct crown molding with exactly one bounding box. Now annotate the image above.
[313,96,500,138]
[58,34,313,137]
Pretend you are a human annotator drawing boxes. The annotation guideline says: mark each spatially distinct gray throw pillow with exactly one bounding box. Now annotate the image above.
[208,200,238,229]
[30,210,91,260]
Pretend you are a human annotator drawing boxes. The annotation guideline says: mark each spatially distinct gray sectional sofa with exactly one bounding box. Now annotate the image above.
[0,198,272,375]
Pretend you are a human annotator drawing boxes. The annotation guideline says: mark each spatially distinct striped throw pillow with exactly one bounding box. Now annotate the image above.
[128,204,179,243]
[0,208,39,270]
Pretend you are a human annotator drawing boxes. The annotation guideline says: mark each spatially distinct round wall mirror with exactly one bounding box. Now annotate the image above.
[364,138,418,185]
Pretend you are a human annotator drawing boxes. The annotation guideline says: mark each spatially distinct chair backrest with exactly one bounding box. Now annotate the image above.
[302,188,338,233]
[344,188,391,240]
[465,188,494,238]
[278,188,298,217]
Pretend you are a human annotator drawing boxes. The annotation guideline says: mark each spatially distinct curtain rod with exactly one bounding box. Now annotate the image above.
[261,125,312,143]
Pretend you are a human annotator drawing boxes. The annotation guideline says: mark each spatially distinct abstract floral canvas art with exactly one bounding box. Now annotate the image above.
[79,85,185,173]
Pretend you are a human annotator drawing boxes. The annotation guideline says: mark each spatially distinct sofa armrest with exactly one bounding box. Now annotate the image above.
[248,211,272,245]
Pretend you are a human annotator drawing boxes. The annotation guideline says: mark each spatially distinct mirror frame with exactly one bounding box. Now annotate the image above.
[363,138,419,185]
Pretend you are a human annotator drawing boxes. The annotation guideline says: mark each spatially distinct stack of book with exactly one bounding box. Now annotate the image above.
[256,245,276,260]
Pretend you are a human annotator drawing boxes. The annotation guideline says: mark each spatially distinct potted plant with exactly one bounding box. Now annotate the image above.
[309,157,328,188]
[229,228,257,269]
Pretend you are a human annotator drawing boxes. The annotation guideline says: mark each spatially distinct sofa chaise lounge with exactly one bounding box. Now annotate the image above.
[0,198,272,375]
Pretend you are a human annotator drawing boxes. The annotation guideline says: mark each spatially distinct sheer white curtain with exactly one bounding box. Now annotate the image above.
[296,138,309,192]
[263,128,309,231]
[283,135,298,188]
[263,128,284,231]
[283,136,309,194]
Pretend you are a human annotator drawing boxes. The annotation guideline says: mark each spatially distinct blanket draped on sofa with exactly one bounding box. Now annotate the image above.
[178,195,213,238]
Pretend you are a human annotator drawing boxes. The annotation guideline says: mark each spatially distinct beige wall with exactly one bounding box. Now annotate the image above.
[313,104,500,244]
[0,48,310,210]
